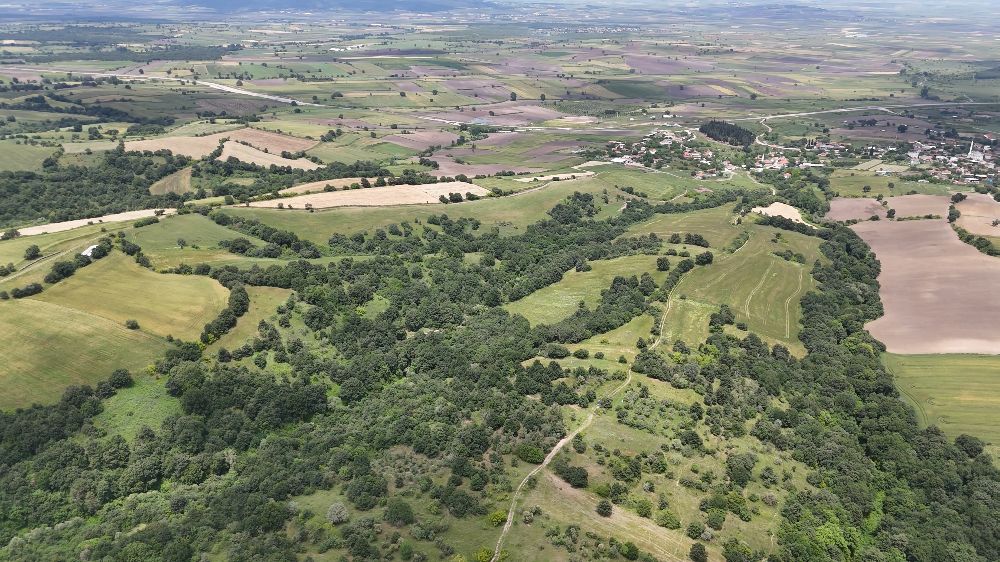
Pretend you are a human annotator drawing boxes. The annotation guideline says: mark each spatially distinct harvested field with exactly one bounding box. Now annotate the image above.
[247,181,489,209]
[853,219,1000,354]
[514,171,595,183]
[956,192,1000,237]
[886,194,950,218]
[825,197,886,221]
[17,209,177,236]
[752,202,810,225]
[383,130,459,150]
[279,177,363,195]
[125,127,318,158]
[218,141,321,170]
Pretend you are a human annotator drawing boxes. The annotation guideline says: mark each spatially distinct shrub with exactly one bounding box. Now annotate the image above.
[326,502,349,524]
[385,499,415,526]
[655,509,681,529]
[124,320,140,330]
[596,499,613,517]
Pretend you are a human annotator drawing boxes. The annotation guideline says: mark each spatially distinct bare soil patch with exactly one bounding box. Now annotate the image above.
[17,209,177,236]
[853,219,1000,354]
[886,194,950,218]
[218,141,321,170]
[826,197,887,221]
[752,202,810,224]
[956,193,1000,237]
[279,178,363,195]
[248,181,488,209]
[514,171,595,183]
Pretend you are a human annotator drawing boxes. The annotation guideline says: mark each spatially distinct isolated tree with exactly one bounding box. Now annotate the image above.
[656,257,670,271]
[24,245,40,260]
[596,499,613,517]
[540,93,546,101]
[326,502,349,524]
[177,238,187,249]
[510,92,517,101]
[689,543,708,562]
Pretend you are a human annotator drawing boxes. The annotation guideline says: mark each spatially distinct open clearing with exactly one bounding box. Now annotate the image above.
[853,219,1000,354]
[36,253,229,341]
[125,127,318,158]
[505,255,668,325]
[625,203,743,248]
[15,208,177,236]
[219,141,321,170]
[956,192,1000,237]
[0,298,169,410]
[247,181,487,208]
[752,201,810,224]
[883,353,1000,458]
[207,286,292,353]
[149,166,193,195]
[514,171,595,183]
[225,177,623,243]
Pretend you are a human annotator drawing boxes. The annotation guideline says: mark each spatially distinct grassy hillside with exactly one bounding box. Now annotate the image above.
[36,252,229,340]
[0,298,169,410]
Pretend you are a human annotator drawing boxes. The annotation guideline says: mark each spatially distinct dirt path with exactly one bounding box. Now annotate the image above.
[491,290,677,561]
[755,118,801,152]
[490,369,634,561]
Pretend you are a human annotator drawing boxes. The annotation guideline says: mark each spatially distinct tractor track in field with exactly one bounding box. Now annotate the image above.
[745,260,775,319]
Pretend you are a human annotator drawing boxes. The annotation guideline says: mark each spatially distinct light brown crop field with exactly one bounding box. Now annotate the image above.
[853,219,1000,354]
[218,141,321,170]
[125,127,318,158]
[247,181,488,208]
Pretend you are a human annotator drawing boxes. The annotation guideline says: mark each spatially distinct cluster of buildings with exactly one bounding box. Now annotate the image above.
[606,127,736,179]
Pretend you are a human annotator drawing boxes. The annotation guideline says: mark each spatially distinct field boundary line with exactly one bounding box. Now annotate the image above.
[785,267,804,338]
[745,260,775,319]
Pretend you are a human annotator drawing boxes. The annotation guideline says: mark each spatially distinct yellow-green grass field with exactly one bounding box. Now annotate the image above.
[882,353,1000,458]
[829,169,951,198]
[92,375,182,441]
[207,286,292,353]
[0,141,59,171]
[625,204,744,248]
[127,213,269,268]
[668,226,821,355]
[0,222,132,293]
[224,178,625,243]
[148,166,194,195]
[36,253,230,340]
[505,255,668,325]
[0,298,169,410]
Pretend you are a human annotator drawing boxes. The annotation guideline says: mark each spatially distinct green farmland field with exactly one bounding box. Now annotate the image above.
[883,353,1000,458]
[36,252,229,340]
[0,298,169,410]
